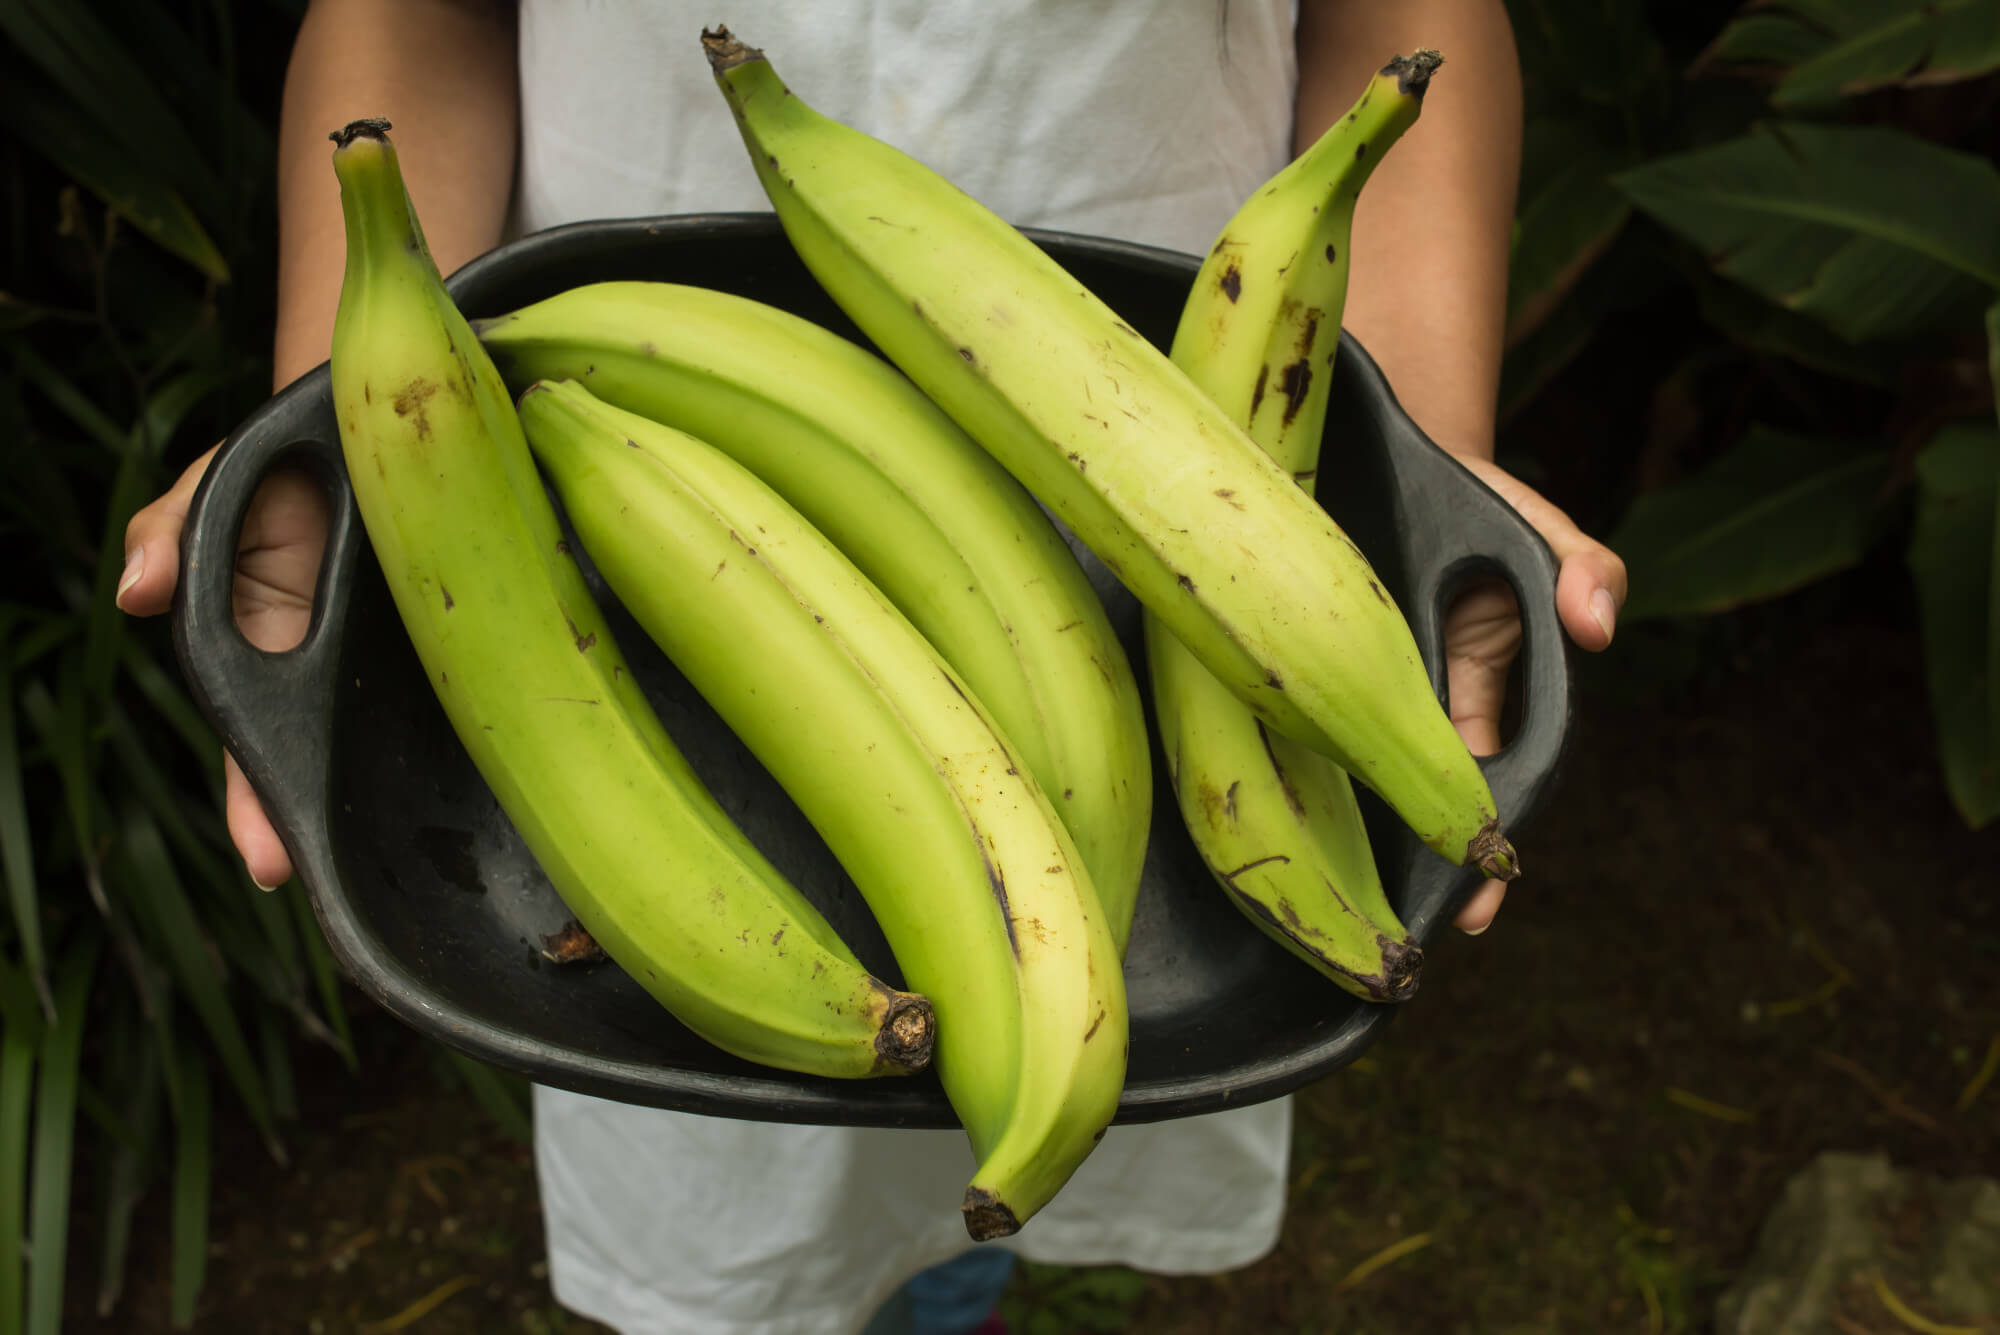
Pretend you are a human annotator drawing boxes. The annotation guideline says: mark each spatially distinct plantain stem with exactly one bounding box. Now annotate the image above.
[1384,50,1444,99]
[701,26,763,73]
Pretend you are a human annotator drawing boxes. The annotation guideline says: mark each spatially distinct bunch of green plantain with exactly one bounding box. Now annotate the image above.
[322,30,1512,1241]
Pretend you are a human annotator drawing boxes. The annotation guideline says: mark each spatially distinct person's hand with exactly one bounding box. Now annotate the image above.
[117,445,330,889]
[1439,452,1626,934]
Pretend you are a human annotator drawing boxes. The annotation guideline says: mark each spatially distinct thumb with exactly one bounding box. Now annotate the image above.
[116,442,220,617]
[1454,454,1628,652]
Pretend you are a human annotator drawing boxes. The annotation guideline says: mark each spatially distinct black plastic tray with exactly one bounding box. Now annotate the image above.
[172,215,1571,1128]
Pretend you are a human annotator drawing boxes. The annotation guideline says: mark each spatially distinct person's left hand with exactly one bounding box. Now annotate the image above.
[1437,452,1627,934]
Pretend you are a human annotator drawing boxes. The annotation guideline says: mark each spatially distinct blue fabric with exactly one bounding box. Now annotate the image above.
[859,1248,1017,1335]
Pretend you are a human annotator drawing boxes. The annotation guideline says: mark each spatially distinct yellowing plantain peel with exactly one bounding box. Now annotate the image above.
[1150,53,1444,1003]
[702,28,1519,884]
[516,379,1127,1242]
[472,282,1152,954]
[326,119,934,1081]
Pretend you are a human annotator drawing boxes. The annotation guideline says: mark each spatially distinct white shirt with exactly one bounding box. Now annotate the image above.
[513,3,1302,1331]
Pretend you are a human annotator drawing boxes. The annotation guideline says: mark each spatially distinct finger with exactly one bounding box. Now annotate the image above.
[1453,878,1507,935]
[1453,454,1628,652]
[234,468,331,653]
[116,442,221,616]
[1443,579,1519,756]
[225,750,295,891]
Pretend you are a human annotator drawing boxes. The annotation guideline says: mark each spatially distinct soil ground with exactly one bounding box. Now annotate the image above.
[68,568,1999,1334]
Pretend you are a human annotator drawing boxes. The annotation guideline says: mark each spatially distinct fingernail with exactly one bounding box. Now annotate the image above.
[114,547,145,608]
[252,873,282,892]
[1589,586,1617,647]
[1461,922,1490,937]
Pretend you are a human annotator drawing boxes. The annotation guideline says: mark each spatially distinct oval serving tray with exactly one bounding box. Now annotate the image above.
[172,215,1571,1128]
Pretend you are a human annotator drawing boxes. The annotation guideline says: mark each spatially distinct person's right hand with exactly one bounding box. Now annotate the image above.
[117,446,330,889]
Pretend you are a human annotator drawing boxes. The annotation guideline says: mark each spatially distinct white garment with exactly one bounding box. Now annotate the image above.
[513,3,1303,1332]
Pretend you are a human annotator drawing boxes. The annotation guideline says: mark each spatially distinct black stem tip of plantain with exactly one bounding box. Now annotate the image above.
[1384,49,1444,99]
[961,1187,1022,1242]
[700,26,764,73]
[1467,819,1520,882]
[329,117,393,149]
[1373,936,1424,1003]
[874,992,937,1075]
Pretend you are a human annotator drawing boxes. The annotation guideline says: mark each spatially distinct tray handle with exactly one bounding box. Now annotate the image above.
[170,364,360,867]
[1344,344,1574,939]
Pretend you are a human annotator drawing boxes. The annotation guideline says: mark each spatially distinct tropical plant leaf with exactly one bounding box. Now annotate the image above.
[0,1013,35,1335]
[0,625,49,1016]
[0,0,221,211]
[436,1047,533,1145]
[92,1007,162,1321]
[17,674,96,899]
[0,69,228,284]
[1613,122,2000,343]
[1907,423,2000,827]
[289,888,357,1069]
[1693,270,1899,386]
[113,805,281,1157]
[1500,226,1679,420]
[169,1048,212,1329]
[1508,119,1635,344]
[1705,0,2000,105]
[1610,426,1894,619]
[1507,0,1675,118]
[119,639,225,783]
[26,937,100,1335]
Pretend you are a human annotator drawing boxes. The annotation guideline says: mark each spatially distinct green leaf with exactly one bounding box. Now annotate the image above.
[1701,11,1845,70]
[92,1007,163,1322]
[1507,0,1675,120]
[169,1050,211,1329]
[258,1007,298,1123]
[0,67,228,283]
[0,627,49,1016]
[1507,124,1634,343]
[17,675,95,898]
[112,806,280,1157]
[437,1048,533,1145]
[1500,226,1679,420]
[0,1013,36,1335]
[289,889,356,1070]
[1693,271,1900,386]
[1610,427,1894,619]
[1614,123,2000,343]
[118,640,224,783]
[10,339,128,457]
[1706,0,2000,105]
[0,0,222,212]
[26,937,100,1335]
[1907,423,2000,827]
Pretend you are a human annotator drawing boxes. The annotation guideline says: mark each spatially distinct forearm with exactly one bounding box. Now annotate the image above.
[273,0,520,389]
[1293,0,1522,460]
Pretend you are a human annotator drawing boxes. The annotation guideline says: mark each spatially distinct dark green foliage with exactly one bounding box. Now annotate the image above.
[1502,0,2000,829]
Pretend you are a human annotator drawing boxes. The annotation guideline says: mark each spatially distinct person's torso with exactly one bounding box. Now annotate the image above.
[512,0,1300,256]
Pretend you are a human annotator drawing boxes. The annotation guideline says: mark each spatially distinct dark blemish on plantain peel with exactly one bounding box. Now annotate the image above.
[1368,579,1390,604]
[556,539,570,555]
[1279,359,1314,427]
[392,378,438,439]
[1219,263,1243,303]
[1177,573,1196,594]
[1326,244,1337,264]
[440,584,454,610]
[958,346,977,364]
